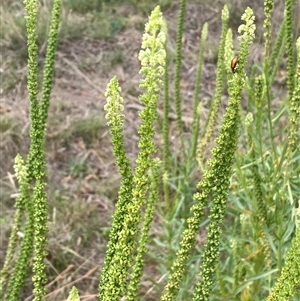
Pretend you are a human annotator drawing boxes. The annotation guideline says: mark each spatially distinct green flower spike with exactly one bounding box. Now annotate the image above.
[224,29,234,75]
[190,22,208,159]
[263,0,274,59]
[67,286,80,301]
[192,8,255,301]
[98,76,133,299]
[160,7,255,301]
[266,217,300,300]
[174,0,187,151]
[287,37,300,161]
[98,6,166,301]
[4,0,61,300]
[197,6,229,164]
[1,155,32,301]
[285,0,296,97]
[126,159,160,301]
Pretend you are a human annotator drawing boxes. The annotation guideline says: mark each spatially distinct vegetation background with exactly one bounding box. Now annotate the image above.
[1,0,300,300]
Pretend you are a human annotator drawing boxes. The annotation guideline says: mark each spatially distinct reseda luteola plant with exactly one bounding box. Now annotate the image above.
[189,23,208,159]
[160,6,256,301]
[174,0,187,152]
[98,6,166,301]
[264,36,300,299]
[97,77,134,299]
[0,0,61,301]
[2,1,300,301]
[192,9,255,300]
[266,220,300,299]
[221,0,300,298]
[196,6,229,165]
[96,3,299,299]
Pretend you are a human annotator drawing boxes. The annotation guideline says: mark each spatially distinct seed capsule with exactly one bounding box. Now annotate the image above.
[231,56,239,73]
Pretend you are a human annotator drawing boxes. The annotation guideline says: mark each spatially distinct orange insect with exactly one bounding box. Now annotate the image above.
[231,56,239,73]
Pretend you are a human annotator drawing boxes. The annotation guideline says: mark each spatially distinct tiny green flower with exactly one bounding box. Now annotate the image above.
[67,286,80,301]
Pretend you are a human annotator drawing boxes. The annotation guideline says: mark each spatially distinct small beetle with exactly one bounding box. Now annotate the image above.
[231,56,239,73]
